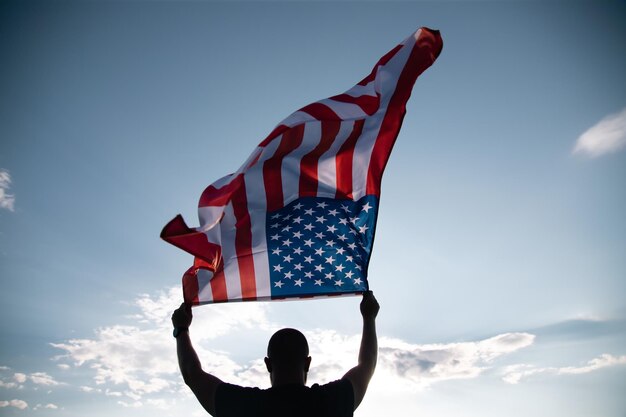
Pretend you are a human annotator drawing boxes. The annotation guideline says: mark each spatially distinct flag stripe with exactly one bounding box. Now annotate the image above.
[299,120,341,198]
[263,125,305,211]
[232,181,257,300]
[335,119,364,199]
[329,94,379,116]
[357,44,404,86]
[300,102,341,121]
[316,121,355,198]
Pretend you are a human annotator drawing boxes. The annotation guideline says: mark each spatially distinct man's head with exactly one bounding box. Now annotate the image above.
[264,328,311,386]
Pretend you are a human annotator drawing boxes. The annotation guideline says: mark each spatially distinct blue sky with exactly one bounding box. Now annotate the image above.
[1,1,625,416]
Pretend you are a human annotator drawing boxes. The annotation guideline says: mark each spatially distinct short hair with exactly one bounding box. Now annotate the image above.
[267,328,309,365]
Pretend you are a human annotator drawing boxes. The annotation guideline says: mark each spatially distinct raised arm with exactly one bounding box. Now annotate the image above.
[342,291,380,410]
[172,303,223,416]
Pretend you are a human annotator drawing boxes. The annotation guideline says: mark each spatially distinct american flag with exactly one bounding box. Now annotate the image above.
[161,27,443,304]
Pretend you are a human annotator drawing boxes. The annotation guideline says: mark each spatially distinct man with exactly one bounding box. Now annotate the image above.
[172,291,380,417]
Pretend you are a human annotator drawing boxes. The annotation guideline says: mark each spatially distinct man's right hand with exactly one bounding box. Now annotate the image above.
[172,302,193,329]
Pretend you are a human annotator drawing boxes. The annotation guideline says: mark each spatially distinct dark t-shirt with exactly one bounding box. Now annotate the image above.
[215,379,354,417]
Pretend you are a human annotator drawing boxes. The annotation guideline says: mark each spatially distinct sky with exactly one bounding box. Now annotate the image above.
[1,1,625,416]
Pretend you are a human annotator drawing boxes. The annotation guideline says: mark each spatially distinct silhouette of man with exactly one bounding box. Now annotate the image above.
[172,291,380,417]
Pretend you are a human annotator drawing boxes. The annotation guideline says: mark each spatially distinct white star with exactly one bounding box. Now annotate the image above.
[293,202,303,210]
[338,218,348,226]
[337,234,347,241]
[271,213,281,219]
[346,255,354,262]
[353,277,363,286]
[341,204,350,212]
[272,248,282,255]
[349,229,357,235]
[283,214,292,221]
[358,225,369,234]
[294,263,304,271]
[348,243,357,250]
[334,279,344,287]
[314,264,324,272]
[284,271,294,279]
[345,270,354,279]
[293,231,303,239]
[315,247,325,256]
[325,272,333,280]
[282,238,292,247]
[314,279,324,286]
[294,279,304,287]
[317,201,328,209]
[274,280,284,288]
[304,255,314,264]
[325,256,335,264]
[282,225,292,232]
[303,239,314,247]
[355,264,362,270]
[315,232,325,239]
[273,264,283,272]
[283,254,293,263]
[270,223,280,229]
[293,247,303,255]
[304,208,315,216]
[328,209,339,216]
[292,216,303,224]
[336,247,345,255]
[326,225,338,233]
[326,240,336,247]
[335,264,345,272]
[305,271,314,278]
[271,234,280,240]
[304,223,314,231]
[350,216,360,224]
[362,202,372,213]
[315,216,327,224]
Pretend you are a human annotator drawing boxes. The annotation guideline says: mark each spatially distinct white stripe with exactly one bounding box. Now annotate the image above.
[342,83,377,98]
[219,202,242,300]
[196,269,214,304]
[351,112,385,200]
[281,122,322,206]
[316,121,356,199]
[317,98,367,121]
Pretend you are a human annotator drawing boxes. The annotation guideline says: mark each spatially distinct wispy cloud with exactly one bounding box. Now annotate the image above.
[0,169,15,212]
[51,286,538,406]
[573,108,626,157]
[0,399,28,410]
[502,353,626,384]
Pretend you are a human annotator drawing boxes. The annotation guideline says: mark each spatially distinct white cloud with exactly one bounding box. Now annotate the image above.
[34,403,58,410]
[502,353,626,384]
[13,373,26,384]
[0,399,28,409]
[0,169,15,212]
[29,372,61,386]
[52,287,270,401]
[573,107,626,157]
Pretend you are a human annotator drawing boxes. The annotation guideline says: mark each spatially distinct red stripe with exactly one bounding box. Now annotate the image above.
[210,270,228,302]
[160,215,222,269]
[299,120,340,198]
[259,124,289,148]
[231,181,257,300]
[300,102,341,121]
[366,29,443,196]
[335,119,364,199]
[198,174,241,208]
[182,265,200,305]
[357,44,403,86]
[329,94,380,116]
[263,124,305,211]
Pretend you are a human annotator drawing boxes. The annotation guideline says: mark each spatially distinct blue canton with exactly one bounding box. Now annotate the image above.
[266,196,376,298]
